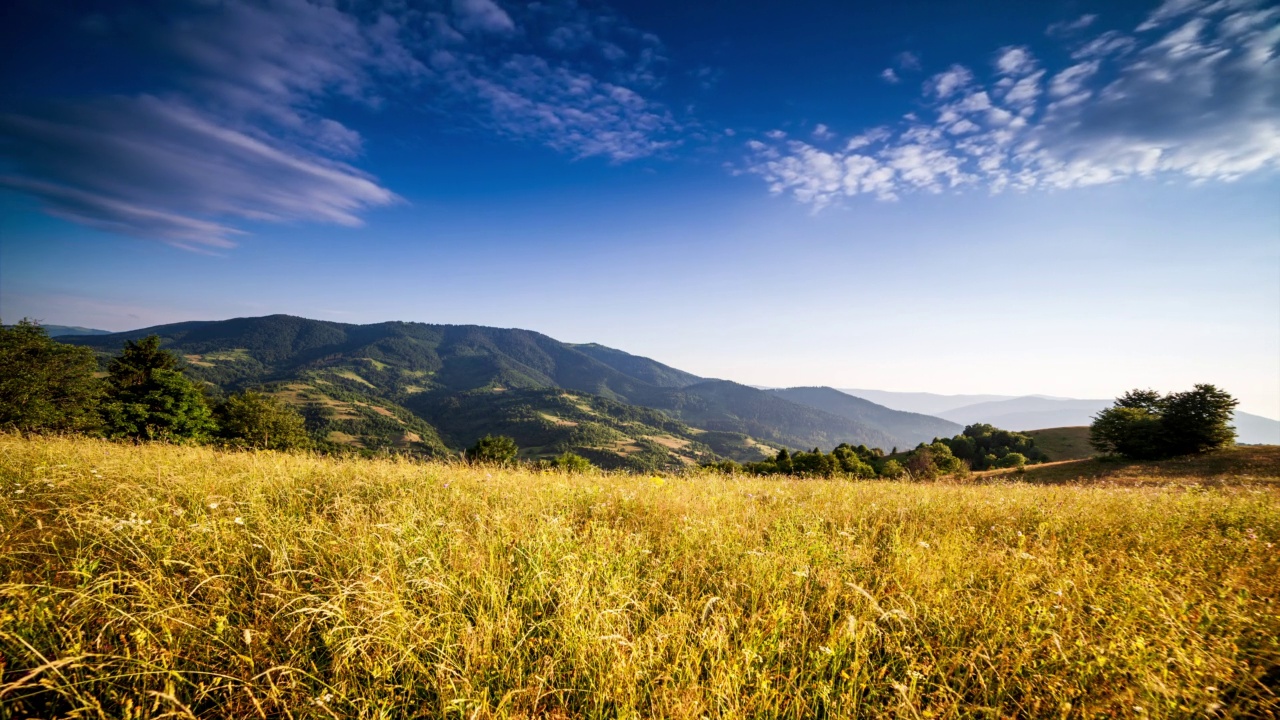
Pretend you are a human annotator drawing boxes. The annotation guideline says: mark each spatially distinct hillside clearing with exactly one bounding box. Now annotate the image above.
[0,435,1277,718]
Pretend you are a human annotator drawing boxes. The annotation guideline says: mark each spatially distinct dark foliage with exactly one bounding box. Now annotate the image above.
[216,391,311,451]
[467,434,519,466]
[936,424,1049,470]
[1091,385,1237,459]
[0,320,103,433]
[101,336,215,442]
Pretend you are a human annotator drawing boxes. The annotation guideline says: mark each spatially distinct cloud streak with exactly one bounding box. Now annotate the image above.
[744,0,1280,208]
[0,0,681,247]
[0,0,417,249]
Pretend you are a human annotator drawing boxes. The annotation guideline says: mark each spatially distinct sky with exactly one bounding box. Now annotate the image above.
[1,0,1278,418]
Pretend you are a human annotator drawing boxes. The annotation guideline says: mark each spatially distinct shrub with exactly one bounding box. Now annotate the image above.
[467,434,519,465]
[549,452,594,473]
[995,452,1027,469]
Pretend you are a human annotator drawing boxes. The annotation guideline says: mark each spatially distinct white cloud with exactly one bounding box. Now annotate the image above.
[454,54,678,161]
[881,68,900,83]
[1,0,683,246]
[928,65,975,98]
[813,124,835,140]
[1048,61,1100,98]
[0,0,411,249]
[452,0,515,34]
[745,0,1280,207]
[1047,14,1098,37]
[427,0,681,161]
[995,46,1037,75]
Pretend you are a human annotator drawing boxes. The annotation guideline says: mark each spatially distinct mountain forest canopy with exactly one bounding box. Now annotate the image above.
[46,314,975,470]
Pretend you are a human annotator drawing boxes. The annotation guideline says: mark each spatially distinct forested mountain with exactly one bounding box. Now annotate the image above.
[66,315,938,468]
[11,324,114,337]
[770,387,963,448]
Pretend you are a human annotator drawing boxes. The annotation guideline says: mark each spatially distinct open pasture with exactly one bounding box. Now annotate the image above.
[1,436,1277,718]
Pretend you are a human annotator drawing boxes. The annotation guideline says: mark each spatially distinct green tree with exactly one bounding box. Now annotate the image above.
[549,451,594,473]
[1090,385,1238,459]
[995,452,1027,469]
[467,434,519,465]
[878,459,905,479]
[217,391,310,450]
[1089,406,1164,459]
[904,441,965,479]
[1161,384,1237,455]
[0,320,103,433]
[102,336,215,442]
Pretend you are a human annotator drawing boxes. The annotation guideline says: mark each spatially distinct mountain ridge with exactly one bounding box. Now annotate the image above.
[64,315,935,466]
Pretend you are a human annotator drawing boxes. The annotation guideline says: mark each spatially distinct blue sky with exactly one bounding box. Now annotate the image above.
[2,0,1278,418]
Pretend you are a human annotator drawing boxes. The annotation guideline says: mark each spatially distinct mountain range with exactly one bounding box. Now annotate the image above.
[57,315,1280,460]
[63,315,960,470]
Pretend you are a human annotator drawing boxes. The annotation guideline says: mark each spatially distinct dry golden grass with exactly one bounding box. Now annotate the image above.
[1,435,1277,718]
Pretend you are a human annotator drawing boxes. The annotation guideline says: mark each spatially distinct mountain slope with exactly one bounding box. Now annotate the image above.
[569,343,704,388]
[649,380,901,451]
[68,315,917,456]
[44,325,116,337]
[771,387,962,448]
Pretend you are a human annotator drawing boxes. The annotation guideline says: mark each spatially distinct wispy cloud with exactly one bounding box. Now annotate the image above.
[744,0,1280,208]
[0,0,681,248]
[0,0,417,249]
[880,51,921,84]
[420,0,682,162]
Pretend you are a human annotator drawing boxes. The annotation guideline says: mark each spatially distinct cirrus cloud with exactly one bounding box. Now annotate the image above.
[0,0,681,249]
[743,0,1280,208]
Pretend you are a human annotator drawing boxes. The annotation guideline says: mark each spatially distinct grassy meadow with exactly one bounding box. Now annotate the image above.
[1,435,1278,718]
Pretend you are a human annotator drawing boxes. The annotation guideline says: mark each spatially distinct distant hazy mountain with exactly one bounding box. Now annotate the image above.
[655,380,902,452]
[837,388,1019,415]
[937,397,1111,427]
[936,396,1279,446]
[769,387,962,448]
[40,325,115,337]
[65,315,923,467]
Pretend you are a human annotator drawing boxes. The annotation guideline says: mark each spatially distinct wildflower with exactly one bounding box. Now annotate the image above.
[1018,552,1036,560]
[793,568,809,578]
[651,476,665,487]
[208,502,219,510]
[234,517,245,525]
[917,541,930,549]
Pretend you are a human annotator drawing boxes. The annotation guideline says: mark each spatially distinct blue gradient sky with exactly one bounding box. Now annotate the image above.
[2,0,1278,417]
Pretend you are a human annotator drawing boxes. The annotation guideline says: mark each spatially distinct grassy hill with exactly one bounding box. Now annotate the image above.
[65,315,930,463]
[3,434,1277,718]
[1025,426,1094,461]
[986,444,1280,486]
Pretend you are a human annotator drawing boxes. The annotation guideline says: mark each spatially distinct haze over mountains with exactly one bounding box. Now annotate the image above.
[852,390,1280,446]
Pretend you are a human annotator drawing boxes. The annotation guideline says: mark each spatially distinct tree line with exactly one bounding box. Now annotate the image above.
[1,321,309,450]
[701,422,1049,480]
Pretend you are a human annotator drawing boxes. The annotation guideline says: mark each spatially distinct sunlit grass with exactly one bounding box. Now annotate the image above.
[1,434,1277,718]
